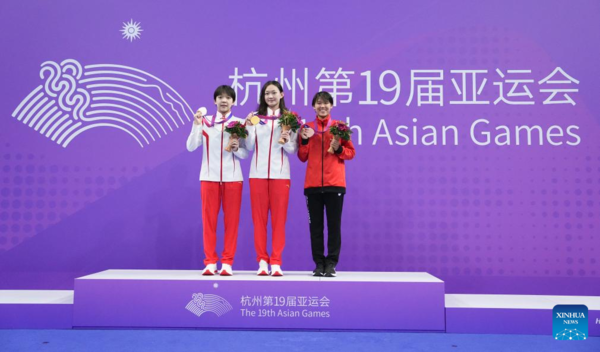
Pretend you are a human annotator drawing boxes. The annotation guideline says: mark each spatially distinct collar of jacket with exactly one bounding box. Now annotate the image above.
[316,115,331,128]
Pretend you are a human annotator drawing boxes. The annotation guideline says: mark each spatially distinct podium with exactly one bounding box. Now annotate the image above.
[3,272,599,334]
[0,290,73,329]
[73,270,446,331]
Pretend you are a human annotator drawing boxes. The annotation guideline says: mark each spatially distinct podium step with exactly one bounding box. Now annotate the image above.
[0,290,73,329]
[445,294,600,336]
[73,270,445,331]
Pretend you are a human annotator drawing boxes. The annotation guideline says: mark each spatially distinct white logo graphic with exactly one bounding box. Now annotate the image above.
[554,329,587,340]
[11,59,193,148]
[121,19,143,42]
[185,293,233,317]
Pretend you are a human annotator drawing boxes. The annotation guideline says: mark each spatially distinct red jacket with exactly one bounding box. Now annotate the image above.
[297,115,356,194]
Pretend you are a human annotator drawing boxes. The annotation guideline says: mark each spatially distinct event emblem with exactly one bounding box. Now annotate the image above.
[11,59,192,148]
[185,293,233,317]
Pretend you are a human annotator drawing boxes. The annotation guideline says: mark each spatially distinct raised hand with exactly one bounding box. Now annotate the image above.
[300,128,311,140]
[245,112,254,124]
[193,108,206,125]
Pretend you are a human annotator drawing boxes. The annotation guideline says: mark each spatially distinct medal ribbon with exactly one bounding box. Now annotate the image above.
[312,118,333,134]
[203,112,232,127]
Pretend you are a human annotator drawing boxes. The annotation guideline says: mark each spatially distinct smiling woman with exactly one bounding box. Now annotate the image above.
[186,85,248,277]
[244,80,297,277]
[298,91,356,278]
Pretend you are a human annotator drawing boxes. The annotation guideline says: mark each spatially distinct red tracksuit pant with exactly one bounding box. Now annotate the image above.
[249,178,290,265]
[201,181,243,266]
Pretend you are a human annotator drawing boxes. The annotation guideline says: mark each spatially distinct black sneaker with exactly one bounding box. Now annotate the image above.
[313,263,325,277]
[324,263,336,277]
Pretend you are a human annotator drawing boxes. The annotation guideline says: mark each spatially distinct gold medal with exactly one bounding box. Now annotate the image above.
[250,115,260,125]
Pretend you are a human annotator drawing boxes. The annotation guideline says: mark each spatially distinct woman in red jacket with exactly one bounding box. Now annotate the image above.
[298,91,355,277]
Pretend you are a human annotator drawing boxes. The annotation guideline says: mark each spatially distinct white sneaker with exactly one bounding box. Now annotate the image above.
[271,265,283,277]
[257,260,269,276]
[202,263,217,276]
[220,264,233,276]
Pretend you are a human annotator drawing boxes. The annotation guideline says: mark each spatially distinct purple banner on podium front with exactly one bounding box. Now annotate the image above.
[73,270,445,331]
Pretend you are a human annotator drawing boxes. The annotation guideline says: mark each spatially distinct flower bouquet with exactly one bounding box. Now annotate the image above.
[277,111,302,144]
[327,122,352,154]
[224,121,248,152]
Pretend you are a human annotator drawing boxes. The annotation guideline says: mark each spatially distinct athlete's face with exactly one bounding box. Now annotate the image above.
[313,98,332,119]
[264,85,284,111]
[215,94,234,115]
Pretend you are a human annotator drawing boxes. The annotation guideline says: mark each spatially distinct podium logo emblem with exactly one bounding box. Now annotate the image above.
[185,293,233,317]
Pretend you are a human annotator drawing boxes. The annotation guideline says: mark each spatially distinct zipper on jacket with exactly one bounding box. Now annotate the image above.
[220,124,224,183]
[321,122,324,193]
[268,120,274,179]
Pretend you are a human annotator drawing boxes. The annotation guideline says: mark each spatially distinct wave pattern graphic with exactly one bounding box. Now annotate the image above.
[185,293,233,317]
[11,59,193,148]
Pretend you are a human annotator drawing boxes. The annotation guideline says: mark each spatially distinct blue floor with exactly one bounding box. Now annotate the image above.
[0,330,598,352]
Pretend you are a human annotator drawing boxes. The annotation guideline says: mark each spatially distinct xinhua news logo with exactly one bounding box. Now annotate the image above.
[553,305,588,341]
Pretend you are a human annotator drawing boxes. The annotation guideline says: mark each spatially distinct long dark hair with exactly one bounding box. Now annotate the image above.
[257,80,288,116]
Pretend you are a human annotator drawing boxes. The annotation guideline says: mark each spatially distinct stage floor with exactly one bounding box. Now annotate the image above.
[2,272,598,336]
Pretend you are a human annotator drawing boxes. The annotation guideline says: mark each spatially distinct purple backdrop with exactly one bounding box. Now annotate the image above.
[1,0,599,295]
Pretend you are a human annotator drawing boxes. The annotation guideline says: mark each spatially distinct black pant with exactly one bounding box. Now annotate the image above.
[305,192,344,266]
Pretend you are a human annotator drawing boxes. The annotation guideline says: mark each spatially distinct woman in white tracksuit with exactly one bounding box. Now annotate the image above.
[186,85,248,277]
[245,81,297,276]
